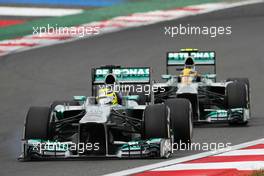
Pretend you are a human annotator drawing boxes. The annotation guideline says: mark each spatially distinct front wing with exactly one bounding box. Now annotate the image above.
[19,138,172,160]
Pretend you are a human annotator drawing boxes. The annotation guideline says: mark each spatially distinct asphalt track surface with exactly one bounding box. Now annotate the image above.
[0,2,264,176]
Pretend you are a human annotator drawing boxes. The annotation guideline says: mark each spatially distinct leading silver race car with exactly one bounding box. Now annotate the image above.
[154,49,250,125]
[19,65,193,160]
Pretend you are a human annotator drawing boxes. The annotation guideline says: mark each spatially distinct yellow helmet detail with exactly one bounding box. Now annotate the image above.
[97,88,118,105]
[182,68,192,76]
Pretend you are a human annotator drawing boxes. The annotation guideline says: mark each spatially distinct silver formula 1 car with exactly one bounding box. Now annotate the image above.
[154,49,250,125]
[19,65,193,160]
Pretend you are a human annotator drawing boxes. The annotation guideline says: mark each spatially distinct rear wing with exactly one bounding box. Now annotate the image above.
[166,50,216,74]
[92,66,151,84]
[91,65,151,95]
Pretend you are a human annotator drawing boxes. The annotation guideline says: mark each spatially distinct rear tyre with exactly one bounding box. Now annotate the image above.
[144,104,169,139]
[165,98,193,144]
[24,106,51,140]
[227,78,249,90]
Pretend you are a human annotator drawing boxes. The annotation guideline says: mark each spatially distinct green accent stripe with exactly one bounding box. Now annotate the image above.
[0,0,222,41]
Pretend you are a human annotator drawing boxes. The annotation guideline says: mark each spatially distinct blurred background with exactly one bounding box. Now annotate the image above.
[0,0,133,28]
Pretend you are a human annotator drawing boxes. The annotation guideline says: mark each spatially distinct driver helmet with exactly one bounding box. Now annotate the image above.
[97,88,118,105]
[185,57,195,69]
[182,57,196,76]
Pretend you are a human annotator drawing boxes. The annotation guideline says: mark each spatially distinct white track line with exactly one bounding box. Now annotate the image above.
[153,161,264,171]
[216,149,264,156]
[0,6,82,16]
[103,138,264,176]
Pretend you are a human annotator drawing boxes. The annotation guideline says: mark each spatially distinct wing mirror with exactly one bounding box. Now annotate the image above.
[161,74,172,80]
[204,74,216,79]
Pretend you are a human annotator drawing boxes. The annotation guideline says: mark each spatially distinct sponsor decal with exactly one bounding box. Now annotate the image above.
[94,68,150,83]
[168,51,215,65]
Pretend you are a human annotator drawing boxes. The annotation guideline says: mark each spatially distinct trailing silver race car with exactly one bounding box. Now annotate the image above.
[19,65,193,160]
[154,49,250,125]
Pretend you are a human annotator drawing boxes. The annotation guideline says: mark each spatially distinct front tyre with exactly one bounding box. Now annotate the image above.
[226,82,249,126]
[226,82,247,109]
[165,98,193,144]
[144,104,169,139]
[24,106,52,140]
